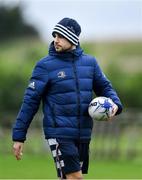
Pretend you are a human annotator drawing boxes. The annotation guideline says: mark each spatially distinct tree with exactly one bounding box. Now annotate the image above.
[0,5,38,40]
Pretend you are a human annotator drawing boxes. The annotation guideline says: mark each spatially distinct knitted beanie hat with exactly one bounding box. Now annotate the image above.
[52,17,81,46]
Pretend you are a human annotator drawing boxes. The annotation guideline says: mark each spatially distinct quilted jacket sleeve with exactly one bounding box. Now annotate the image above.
[93,58,123,115]
[12,61,48,142]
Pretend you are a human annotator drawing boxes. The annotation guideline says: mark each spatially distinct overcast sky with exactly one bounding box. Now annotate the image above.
[1,0,142,42]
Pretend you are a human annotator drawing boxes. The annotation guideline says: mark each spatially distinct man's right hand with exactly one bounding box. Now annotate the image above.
[13,142,24,160]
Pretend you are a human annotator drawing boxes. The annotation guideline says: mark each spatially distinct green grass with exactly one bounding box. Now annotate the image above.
[0,154,142,179]
[1,129,142,179]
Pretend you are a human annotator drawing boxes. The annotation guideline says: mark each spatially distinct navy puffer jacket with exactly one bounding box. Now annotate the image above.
[12,42,122,142]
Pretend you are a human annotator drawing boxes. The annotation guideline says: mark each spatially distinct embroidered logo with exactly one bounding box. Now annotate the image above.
[67,26,75,33]
[57,71,66,78]
[28,81,35,89]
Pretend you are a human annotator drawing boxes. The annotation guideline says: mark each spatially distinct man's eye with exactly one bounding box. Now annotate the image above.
[58,34,64,38]
[54,33,64,39]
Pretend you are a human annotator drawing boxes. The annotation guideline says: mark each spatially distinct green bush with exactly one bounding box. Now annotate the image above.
[0,38,142,122]
[0,38,47,113]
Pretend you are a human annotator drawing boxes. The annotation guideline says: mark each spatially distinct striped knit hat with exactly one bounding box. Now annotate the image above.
[52,18,81,46]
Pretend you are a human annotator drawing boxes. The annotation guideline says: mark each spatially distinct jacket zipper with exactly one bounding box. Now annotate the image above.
[72,59,81,137]
[49,104,57,127]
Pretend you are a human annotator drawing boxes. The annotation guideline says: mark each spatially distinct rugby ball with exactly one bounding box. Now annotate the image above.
[88,97,114,121]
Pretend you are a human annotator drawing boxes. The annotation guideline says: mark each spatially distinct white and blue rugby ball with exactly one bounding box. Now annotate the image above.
[88,96,114,121]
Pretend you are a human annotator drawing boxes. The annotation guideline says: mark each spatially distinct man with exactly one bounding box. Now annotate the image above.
[12,17,123,179]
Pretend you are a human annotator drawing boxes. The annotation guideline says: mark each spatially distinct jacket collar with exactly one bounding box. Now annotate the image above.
[49,41,83,59]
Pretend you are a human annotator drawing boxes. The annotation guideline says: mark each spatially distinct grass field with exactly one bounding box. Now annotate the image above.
[1,128,142,179]
[0,154,142,179]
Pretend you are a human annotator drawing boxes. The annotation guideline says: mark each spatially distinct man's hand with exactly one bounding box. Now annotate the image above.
[13,142,24,160]
[108,103,118,121]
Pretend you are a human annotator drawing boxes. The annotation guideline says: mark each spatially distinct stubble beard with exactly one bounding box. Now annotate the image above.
[55,46,63,52]
[55,45,74,53]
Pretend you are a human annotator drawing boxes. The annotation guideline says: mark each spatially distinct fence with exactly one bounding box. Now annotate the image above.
[0,108,142,161]
[91,109,142,161]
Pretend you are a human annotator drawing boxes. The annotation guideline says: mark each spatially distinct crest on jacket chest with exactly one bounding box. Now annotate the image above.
[57,71,66,78]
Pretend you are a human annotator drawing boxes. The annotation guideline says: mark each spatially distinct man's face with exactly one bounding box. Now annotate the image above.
[53,33,75,52]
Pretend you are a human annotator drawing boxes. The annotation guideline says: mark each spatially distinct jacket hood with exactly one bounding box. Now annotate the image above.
[48,41,83,59]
